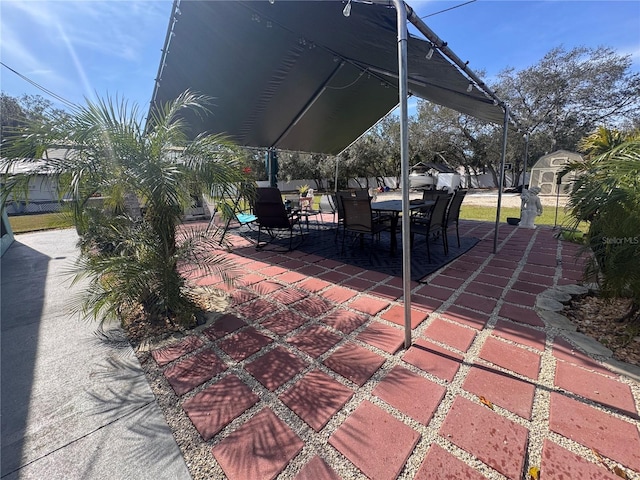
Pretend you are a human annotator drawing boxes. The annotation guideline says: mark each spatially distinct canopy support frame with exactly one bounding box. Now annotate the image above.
[493,106,510,254]
[388,0,412,350]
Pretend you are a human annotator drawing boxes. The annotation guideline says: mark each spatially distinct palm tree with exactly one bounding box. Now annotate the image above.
[565,127,640,307]
[1,91,252,327]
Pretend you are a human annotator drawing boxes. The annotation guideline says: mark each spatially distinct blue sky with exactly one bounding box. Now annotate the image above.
[1,0,639,113]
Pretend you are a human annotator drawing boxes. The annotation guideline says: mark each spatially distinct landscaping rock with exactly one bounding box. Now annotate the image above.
[536,296,564,312]
[537,310,577,332]
[566,332,613,358]
[541,288,572,304]
[604,358,640,383]
[554,284,589,296]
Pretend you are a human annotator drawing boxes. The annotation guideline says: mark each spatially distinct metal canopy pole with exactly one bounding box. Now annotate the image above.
[390,0,412,349]
[493,106,510,254]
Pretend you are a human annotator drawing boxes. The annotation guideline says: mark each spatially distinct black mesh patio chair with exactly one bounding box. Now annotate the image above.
[335,190,372,241]
[444,189,468,249]
[341,195,390,253]
[254,187,303,251]
[319,194,337,224]
[410,194,451,262]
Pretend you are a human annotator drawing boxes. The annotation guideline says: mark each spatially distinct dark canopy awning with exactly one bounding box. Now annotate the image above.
[150,0,506,154]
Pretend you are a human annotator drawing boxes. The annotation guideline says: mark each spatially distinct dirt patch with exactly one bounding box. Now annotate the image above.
[121,286,230,350]
[564,293,640,366]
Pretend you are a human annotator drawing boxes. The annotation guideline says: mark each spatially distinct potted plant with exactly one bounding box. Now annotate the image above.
[298,184,310,197]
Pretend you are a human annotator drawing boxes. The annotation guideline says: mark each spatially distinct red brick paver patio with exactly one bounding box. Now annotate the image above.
[147,218,640,479]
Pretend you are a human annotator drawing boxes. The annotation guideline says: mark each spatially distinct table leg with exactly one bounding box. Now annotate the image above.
[390,214,399,254]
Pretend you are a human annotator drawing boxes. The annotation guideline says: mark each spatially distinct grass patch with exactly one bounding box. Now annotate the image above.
[8,213,74,234]
[460,204,576,228]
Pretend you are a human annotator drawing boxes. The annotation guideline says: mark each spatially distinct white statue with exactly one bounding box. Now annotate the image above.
[520,187,543,229]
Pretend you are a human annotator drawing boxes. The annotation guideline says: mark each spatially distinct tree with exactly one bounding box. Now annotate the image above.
[1,93,71,157]
[278,150,337,191]
[1,91,250,328]
[496,46,640,156]
[565,127,640,308]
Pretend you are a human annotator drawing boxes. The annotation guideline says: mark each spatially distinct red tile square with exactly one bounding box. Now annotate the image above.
[317,270,350,284]
[279,370,353,432]
[522,264,556,277]
[479,337,541,380]
[464,281,504,299]
[294,456,341,480]
[252,280,284,295]
[342,276,376,291]
[369,284,403,301]
[231,289,258,306]
[280,259,306,270]
[323,343,385,386]
[414,284,455,301]
[511,280,547,294]
[219,327,273,361]
[518,270,554,286]
[287,325,342,358]
[486,258,515,270]
[329,400,420,480]
[455,292,497,314]
[183,374,258,440]
[429,274,466,289]
[410,294,442,313]
[321,285,358,304]
[295,296,333,318]
[236,298,275,319]
[239,273,264,286]
[492,320,546,351]
[549,392,640,472]
[363,271,392,282]
[403,339,463,382]
[385,276,419,289]
[164,349,227,396]
[462,365,536,419]
[259,265,287,277]
[356,321,404,354]
[498,303,545,327]
[322,310,368,333]
[502,289,537,307]
[270,287,308,305]
[414,444,487,480]
[439,397,528,479]
[552,338,613,376]
[298,275,331,292]
[275,271,306,284]
[152,336,204,366]
[474,273,511,288]
[541,440,620,480]
[423,318,476,352]
[441,305,489,330]
[317,259,343,270]
[212,408,304,480]
[348,295,390,315]
[381,305,428,329]
[203,314,246,340]
[441,265,474,279]
[260,310,308,335]
[335,264,366,276]
[245,346,308,391]
[373,366,446,425]
[554,361,637,416]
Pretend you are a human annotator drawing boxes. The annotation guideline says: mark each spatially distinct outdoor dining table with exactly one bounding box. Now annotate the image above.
[371,199,435,254]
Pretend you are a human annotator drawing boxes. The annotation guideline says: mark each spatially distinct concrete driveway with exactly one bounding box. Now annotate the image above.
[1,229,190,480]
